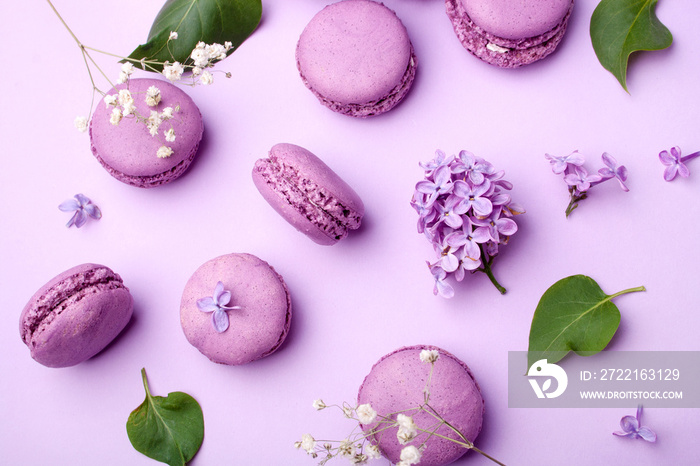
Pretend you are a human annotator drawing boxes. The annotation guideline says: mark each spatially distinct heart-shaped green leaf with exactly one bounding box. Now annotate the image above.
[127,369,204,466]
[127,0,262,71]
[590,0,672,92]
[527,275,645,369]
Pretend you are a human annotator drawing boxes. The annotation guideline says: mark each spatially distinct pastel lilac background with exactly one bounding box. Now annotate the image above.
[1,0,698,465]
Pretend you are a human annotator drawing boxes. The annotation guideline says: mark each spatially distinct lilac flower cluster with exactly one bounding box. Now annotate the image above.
[545,151,629,217]
[411,150,524,297]
[659,146,699,181]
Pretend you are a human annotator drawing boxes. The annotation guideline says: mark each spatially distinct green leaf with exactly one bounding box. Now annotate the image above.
[527,275,645,369]
[126,0,262,71]
[590,0,672,92]
[126,368,204,466]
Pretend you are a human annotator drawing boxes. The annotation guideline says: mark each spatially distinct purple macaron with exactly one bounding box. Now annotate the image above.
[180,253,292,365]
[252,143,364,245]
[19,264,134,368]
[357,345,484,466]
[296,0,417,117]
[446,0,574,68]
[90,78,204,188]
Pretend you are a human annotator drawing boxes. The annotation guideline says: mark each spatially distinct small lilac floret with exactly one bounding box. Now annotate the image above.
[598,152,629,191]
[413,150,523,297]
[613,405,656,442]
[659,146,692,181]
[564,165,602,192]
[58,193,102,228]
[545,151,585,174]
[196,281,242,333]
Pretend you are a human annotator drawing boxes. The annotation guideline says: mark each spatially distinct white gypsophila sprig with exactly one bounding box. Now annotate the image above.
[74,116,88,133]
[297,353,506,466]
[356,404,378,425]
[419,349,440,364]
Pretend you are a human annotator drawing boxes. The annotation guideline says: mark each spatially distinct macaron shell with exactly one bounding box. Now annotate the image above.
[271,143,365,217]
[252,143,365,245]
[89,78,203,188]
[446,0,573,68]
[357,345,484,466]
[20,263,134,368]
[180,253,291,365]
[297,0,416,116]
[460,0,572,40]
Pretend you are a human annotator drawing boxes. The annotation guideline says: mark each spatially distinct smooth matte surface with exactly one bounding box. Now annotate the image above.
[2,0,699,464]
[296,0,416,116]
[460,0,572,39]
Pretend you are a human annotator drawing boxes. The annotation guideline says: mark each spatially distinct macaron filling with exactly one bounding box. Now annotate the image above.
[254,155,362,241]
[20,267,126,346]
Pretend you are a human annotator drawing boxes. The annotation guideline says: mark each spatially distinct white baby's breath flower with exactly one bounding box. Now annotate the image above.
[161,106,174,120]
[400,445,422,465]
[224,41,233,51]
[312,399,326,411]
[420,349,440,364]
[365,444,382,459]
[356,403,377,425]
[163,62,184,82]
[118,89,133,107]
[396,414,418,445]
[191,47,209,68]
[200,70,214,86]
[164,127,176,142]
[74,116,88,133]
[121,62,135,75]
[145,85,161,107]
[300,433,316,454]
[147,110,162,136]
[121,101,136,116]
[342,405,354,418]
[103,94,117,107]
[109,107,122,126]
[192,66,202,76]
[169,31,178,40]
[117,72,128,84]
[206,43,226,61]
[338,439,355,457]
[350,453,368,464]
[157,145,173,158]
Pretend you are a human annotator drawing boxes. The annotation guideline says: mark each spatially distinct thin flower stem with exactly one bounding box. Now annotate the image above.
[45,0,81,47]
[681,151,700,163]
[476,244,506,294]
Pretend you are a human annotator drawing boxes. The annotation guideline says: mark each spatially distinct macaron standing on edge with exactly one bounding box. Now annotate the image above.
[296,0,417,117]
[19,263,134,368]
[446,0,574,68]
[252,143,365,245]
[180,253,292,365]
[357,345,485,466]
[90,78,204,188]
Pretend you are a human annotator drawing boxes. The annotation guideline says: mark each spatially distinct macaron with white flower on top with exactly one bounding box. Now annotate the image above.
[89,77,204,188]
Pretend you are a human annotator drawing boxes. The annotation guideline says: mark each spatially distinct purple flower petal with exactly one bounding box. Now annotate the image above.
[197,297,218,312]
[212,309,230,333]
[73,210,88,228]
[74,193,91,206]
[218,290,232,307]
[635,426,657,443]
[58,199,79,212]
[619,415,639,433]
[659,149,676,166]
[83,203,102,219]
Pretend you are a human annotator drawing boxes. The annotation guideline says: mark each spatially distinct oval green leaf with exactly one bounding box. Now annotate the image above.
[590,0,673,92]
[127,369,204,466]
[127,0,262,71]
[527,275,645,369]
